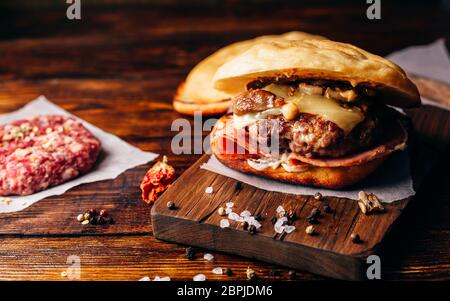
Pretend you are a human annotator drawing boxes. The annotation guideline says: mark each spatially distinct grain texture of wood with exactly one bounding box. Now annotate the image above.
[0,0,449,280]
[150,104,446,279]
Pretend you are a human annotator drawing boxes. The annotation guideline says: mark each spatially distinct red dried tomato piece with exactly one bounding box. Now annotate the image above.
[140,156,176,205]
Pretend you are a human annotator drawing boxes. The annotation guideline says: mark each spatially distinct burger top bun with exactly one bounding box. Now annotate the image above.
[173,31,327,116]
[213,39,421,108]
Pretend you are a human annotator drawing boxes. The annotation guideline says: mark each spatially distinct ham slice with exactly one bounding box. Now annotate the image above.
[289,120,408,167]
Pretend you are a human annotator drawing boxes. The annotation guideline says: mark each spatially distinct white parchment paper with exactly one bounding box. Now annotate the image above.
[202,153,414,203]
[0,96,159,213]
[202,39,450,203]
[387,38,450,111]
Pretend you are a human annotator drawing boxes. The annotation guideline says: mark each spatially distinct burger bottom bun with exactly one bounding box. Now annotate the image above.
[211,145,385,189]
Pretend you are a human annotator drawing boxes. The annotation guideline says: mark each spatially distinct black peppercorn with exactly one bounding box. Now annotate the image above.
[234,181,242,190]
[287,210,296,220]
[254,213,262,221]
[307,216,318,224]
[323,204,332,213]
[307,208,321,220]
[185,247,196,260]
[248,225,257,235]
[104,216,113,224]
[351,233,361,243]
[166,201,176,210]
[271,217,277,225]
[96,215,105,225]
[89,216,97,225]
[224,267,233,276]
[241,221,249,231]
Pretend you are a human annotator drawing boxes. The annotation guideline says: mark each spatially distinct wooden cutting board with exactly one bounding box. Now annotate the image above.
[152,78,450,280]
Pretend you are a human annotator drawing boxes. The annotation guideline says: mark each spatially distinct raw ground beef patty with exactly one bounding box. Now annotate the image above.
[0,115,101,196]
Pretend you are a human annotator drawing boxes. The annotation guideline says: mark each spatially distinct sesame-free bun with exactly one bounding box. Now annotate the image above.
[173,32,327,116]
[213,40,421,108]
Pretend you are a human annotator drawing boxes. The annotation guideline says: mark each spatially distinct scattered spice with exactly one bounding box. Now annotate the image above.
[248,224,257,235]
[246,267,256,280]
[254,213,262,221]
[205,186,213,194]
[234,181,242,191]
[314,192,322,201]
[306,208,320,224]
[212,267,223,275]
[218,207,226,216]
[271,217,277,225]
[287,210,296,221]
[305,225,315,235]
[77,208,113,225]
[140,156,176,205]
[185,247,196,260]
[350,233,361,243]
[0,197,12,205]
[193,274,206,281]
[241,221,249,231]
[203,253,214,262]
[288,270,296,280]
[60,271,68,278]
[358,191,384,214]
[166,201,176,210]
[220,219,230,228]
[224,267,233,276]
[83,212,91,220]
[323,204,332,213]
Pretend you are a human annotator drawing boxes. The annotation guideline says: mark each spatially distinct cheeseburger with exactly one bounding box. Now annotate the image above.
[210,40,421,189]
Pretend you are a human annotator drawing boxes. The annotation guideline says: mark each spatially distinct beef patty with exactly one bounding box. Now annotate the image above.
[233,89,383,158]
[0,115,101,196]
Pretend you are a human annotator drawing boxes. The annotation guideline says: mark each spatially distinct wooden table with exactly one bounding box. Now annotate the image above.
[0,1,449,280]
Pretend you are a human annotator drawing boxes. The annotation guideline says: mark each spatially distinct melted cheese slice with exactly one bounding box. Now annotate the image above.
[263,84,365,134]
[233,108,281,129]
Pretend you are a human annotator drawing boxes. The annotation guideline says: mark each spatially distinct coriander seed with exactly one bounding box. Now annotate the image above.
[314,192,322,201]
[305,225,315,235]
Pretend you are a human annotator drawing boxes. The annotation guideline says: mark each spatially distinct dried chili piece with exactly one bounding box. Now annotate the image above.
[140,156,176,205]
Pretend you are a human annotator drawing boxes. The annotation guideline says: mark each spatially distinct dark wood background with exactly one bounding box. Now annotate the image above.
[0,0,449,280]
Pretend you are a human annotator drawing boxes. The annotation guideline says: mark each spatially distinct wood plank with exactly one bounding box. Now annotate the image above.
[0,233,448,281]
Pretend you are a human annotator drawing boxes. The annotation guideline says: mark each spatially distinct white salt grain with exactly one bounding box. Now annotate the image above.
[212,267,223,275]
[276,205,285,213]
[205,186,213,194]
[240,210,251,217]
[154,276,171,281]
[220,219,230,228]
[139,276,150,281]
[249,219,262,229]
[274,224,285,234]
[226,202,234,208]
[193,274,206,281]
[284,225,296,234]
[203,253,214,262]
[225,208,232,214]
[228,212,240,221]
